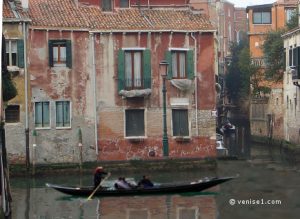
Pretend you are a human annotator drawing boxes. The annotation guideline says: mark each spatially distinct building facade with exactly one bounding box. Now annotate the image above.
[247,0,297,141]
[3,0,218,163]
[282,14,300,144]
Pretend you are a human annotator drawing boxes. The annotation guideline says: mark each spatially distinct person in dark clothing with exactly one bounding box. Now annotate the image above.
[94,166,108,188]
[138,175,154,188]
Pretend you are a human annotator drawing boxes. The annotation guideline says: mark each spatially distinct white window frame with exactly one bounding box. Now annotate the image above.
[171,107,191,138]
[124,108,147,139]
[55,100,72,129]
[6,39,18,67]
[176,206,199,219]
[34,101,51,130]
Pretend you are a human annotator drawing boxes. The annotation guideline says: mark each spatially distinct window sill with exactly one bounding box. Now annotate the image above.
[125,136,147,142]
[173,136,191,142]
[35,127,51,130]
[7,66,20,72]
[56,127,72,130]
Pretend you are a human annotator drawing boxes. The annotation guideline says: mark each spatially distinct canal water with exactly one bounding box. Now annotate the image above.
[9,143,300,219]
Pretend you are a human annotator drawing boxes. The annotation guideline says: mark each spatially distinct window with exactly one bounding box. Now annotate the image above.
[253,9,271,24]
[35,102,50,128]
[172,51,186,78]
[289,47,293,66]
[178,208,198,219]
[125,51,143,89]
[102,0,112,11]
[48,40,72,68]
[5,105,20,123]
[118,49,151,91]
[125,109,145,137]
[56,101,71,128]
[286,8,296,23]
[172,109,189,137]
[5,40,24,68]
[165,49,194,80]
[120,0,129,8]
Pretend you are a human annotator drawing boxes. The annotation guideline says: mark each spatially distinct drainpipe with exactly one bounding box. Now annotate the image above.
[91,33,99,156]
[191,33,199,136]
[23,22,30,170]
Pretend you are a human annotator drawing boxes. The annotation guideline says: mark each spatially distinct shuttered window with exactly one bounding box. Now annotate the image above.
[56,101,71,128]
[125,109,145,137]
[5,105,20,123]
[49,40,72,68]
[118,49,151,91]
[165,50,194,80]
[5,40,24,67]
[172,109,189,137]
[35,102,50,128]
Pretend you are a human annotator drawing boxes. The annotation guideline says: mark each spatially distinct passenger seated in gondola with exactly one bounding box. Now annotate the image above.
[137,175,154,188]
[114,177,131,189]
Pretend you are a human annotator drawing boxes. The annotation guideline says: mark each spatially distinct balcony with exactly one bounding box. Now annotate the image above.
[290,66,300,87]
[118,78,152,98]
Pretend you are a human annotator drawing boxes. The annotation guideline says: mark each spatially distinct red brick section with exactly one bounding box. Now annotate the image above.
[28,0,214,31]
[98,137,216,161]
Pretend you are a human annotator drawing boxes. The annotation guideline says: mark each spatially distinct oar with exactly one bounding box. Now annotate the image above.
[87,172,111,201]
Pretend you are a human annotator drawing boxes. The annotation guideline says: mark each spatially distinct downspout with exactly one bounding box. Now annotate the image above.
[91,33,99,156]
[191,33,199,136]
[23,22,30,169]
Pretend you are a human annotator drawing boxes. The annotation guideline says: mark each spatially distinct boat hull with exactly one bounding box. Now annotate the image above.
[46,176,235,197]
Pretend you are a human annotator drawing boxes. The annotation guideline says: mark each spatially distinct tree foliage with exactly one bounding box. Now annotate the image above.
[262,29,285,81]
[286,8,299,30]
[225,40,259,103]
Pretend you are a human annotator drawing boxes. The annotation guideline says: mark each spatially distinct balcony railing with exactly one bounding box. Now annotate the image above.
[118,78,151,91]
[251,58,265,67]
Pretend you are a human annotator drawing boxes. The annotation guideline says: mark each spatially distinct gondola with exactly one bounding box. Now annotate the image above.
[46,176,235,197]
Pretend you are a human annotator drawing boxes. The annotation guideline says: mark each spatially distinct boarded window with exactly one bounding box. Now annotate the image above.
[5,105,20,123]
[35,102,50,128]
[125,109,145,137]
[102,0,112,11]
[172,109,189,136]
[56,101,71,128]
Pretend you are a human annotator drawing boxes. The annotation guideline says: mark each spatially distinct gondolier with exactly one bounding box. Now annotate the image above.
[94,166,108,188]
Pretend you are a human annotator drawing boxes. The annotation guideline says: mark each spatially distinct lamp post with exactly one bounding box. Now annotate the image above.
[159,60,169,157]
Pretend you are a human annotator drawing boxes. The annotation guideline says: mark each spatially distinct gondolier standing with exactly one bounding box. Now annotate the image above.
[94,166,108,188]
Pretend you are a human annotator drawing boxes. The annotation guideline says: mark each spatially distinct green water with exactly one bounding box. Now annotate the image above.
[10,144,300,219]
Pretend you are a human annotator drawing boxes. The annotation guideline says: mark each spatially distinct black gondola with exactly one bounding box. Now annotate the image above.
[46,176,235,197]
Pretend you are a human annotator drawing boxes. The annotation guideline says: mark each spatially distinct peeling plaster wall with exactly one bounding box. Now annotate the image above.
[27,30,96,164]
[3,22,27,163]
[96,32,217,160]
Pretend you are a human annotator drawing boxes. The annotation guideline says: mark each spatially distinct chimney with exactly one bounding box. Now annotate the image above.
[21,0,28,10]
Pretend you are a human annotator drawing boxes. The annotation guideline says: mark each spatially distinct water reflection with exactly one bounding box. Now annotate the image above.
[11,185,217,219]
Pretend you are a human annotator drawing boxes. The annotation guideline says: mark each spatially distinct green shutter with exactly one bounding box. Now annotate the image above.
[118,49,125,92]
[48,40,54,67]
[143,49,151,89]
[17,40,24,68]
[165,50,172,79]
[187,50,194,79]
[66,40,72,68]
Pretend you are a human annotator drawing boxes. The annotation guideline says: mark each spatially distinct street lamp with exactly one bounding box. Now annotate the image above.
[159,60,169,157]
